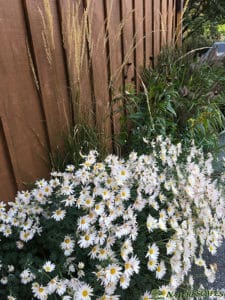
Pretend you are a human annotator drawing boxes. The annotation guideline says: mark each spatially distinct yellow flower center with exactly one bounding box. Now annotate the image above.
[82,290,88,297]
[148,260,154,266]
[39,287,44,293]
[125,262,131,270]
[65,238,70,244]
[86,199,91,205]
[85,235,90,241]
[110,268,116,275]
[149,248,154,255]
[157,266,161,272]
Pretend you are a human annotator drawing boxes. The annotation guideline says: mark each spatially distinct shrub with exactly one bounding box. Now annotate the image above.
[120,47,225,155]
[0,137,224,299]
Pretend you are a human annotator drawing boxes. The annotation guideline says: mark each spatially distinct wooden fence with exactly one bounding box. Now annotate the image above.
[0,0,181,201]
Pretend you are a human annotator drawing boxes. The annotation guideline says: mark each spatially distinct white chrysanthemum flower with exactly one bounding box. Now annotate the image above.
[147,258,158,271]
[7,296,16,300]
[32,282,48,300]
[105,264,122,284]
[94,202,105,215]
[77,216,91,231]
[43,261,55,273]
[61,236,75,256]
[61,195,76,207]
[195,257,206,267]
[52,209,66,221]
[146,215,158,232]
[159,285,170,298]
[20,269,36,284]
[119,274,130,289]
[141,291,152,300]
[19,230,34,242]
[208,243,217,255]
[155,260,166,279]
[78,233,95,248]
[56,280,67,296]
[47,277,58,294]
[75,284,93,300]
[166,240,176,255]
[120,187,130,200]
[146,243,159,260]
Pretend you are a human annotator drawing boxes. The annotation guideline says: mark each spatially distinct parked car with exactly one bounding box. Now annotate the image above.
[201,42,225,63]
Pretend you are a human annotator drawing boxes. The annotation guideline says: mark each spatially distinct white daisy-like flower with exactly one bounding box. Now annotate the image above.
[43,261,55,273]
[119,274,130,289]
[166,239,176,255]
[146,215,158,232]
[141,291,152,300]
[56,280,67,296]
[78,233,95,248]
[19,230,34,242]
[16,241,24,250]
[146,243,159,260]
[77,216,91,231]
[155,260,166,279]
[52,209,66,221]
[32,282,48,300]
[75,283,93,300]
[105,264,122,284]
[120,187,130,200]
[47,277,58,294]
[195,257,206,267]
[7,296,16,300]
[147,258,158,271]
[61,235,75,256]
[20,269,36,284]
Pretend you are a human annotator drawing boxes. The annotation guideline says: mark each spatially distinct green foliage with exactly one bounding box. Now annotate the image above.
[120,47,225,155]
[183,0,225,42]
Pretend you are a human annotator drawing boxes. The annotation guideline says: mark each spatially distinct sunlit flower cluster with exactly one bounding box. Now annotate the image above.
[0,137,224,299]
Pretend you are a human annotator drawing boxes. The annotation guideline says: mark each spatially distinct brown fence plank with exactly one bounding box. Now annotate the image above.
[87,0,112,150]
[145,0,153,68]
[167,0,174,44]
[153,0,161,62]
[134,0,144,85]
[121,0,135,86]
[59,0,94,126]
[161,0,168,46]
[106,0,123,146]
[24,0,72,152]
[0,119,17,202]
[0,0,49,193]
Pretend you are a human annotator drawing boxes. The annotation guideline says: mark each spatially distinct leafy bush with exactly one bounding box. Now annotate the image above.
[0,137,224,299]
[120,47,225,155]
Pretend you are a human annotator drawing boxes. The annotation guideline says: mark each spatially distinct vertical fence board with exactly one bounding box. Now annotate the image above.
[0,0,49,191]
[87,0,112,150]
[59,0,94,126]
[0,120,17,202]
[134,0,144,85]
[121,0,135,86]
[167,0,174,44]
[145,0,153,68]
[153,0,161,62]
[24,0,72,152]
[161,0,168,46]
[106,0,123,144]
